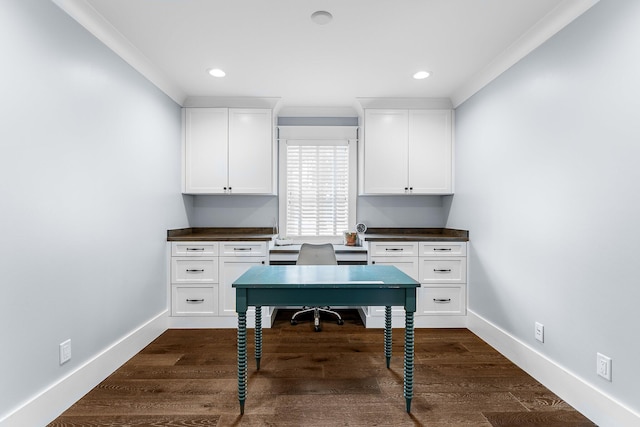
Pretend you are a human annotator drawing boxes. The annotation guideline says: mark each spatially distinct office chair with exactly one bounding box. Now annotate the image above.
[291,243,344,332]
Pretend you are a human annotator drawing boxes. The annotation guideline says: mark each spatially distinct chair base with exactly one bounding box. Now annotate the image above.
[291,306,344,332]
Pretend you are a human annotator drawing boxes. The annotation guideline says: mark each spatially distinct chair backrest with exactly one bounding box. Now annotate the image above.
[296,243,337,265]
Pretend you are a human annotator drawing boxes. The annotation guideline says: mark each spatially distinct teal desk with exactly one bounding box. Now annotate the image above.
[233,265,420,414]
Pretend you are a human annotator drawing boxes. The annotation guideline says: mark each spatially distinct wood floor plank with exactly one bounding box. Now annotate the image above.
[49,415,221,426]
[483,410,596,426]
[49,309,595,427]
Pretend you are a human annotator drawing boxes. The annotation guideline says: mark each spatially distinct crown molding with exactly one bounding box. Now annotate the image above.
[451,0,599,108]
[52,0,187,105]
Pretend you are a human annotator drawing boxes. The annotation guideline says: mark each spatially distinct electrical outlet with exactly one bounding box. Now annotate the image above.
[535,322,544,343]
[59,339,71,365]
[597,352,612,381]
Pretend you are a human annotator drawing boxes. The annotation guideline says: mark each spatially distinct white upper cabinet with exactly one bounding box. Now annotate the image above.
[361,109,409,194]
[361,109,453,195]
[184,108,229,194]
[183,108,275,195]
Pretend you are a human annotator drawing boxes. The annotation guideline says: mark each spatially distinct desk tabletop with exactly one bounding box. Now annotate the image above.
[233,265,419,289]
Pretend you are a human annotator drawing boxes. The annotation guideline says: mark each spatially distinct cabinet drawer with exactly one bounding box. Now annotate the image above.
[419,242,466,257]
[172,285,218,316]
[418,285,466,315]
[418,257,466,283]
[369,256,419,280]
[369,242,418,257]
[220,241,267,257]
[172,242,218,256]
[171,257,218,283]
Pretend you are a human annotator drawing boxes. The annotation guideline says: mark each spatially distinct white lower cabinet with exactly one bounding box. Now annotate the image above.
[369,252,419,318]
[170,241,270,327]
[366,241,467,327]
[170,242,219,317]
[171,257,218,283]
[172,284,218,316]
[219,254,267,317]
[417,285,466,315]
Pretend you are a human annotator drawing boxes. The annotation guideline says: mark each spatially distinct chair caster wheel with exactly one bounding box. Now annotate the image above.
[337,319,344,325]
[290,319,298,325]
[314,326,321,332]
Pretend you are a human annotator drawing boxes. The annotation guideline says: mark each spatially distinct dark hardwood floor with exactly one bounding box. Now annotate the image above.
[50,310,596,426]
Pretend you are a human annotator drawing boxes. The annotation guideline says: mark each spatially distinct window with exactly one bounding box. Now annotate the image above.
[278,127,357,243]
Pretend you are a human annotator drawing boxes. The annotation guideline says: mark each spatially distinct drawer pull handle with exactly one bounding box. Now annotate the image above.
[186,298,205,303]
[186,248,205,251]
[433,298,451,303]
[433,269,452,272]
[234,247,252,251]
[186,269,205,272]
[433,248,452,251]
[385,248,403,251]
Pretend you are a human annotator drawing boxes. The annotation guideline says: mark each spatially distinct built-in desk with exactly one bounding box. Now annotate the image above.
[269,243,368,264]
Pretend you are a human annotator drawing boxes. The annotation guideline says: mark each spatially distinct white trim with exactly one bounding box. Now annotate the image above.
[451,0,599,107]
[51,0,187,105]
[278,128,358,242]
[467,309,640,427]
[168,312,275,329]
[0,311,169,427]
[362,313,467,329]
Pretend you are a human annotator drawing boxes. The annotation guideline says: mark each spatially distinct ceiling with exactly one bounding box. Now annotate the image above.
[54,0,597,114]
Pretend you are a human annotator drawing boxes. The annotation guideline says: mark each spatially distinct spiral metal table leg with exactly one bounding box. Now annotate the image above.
[237,312,247,415]
[404,311,414,413]
[384,306,392,368]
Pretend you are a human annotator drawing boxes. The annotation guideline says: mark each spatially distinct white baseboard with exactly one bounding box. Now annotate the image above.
[362,313,468,328]
[0,310,169,427]
[467,309,640,427]
[167,312,274,329]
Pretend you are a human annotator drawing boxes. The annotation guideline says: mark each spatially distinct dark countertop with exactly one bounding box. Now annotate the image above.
[168,227,468,242]
[362,228,468,242]
[167,227,275,242]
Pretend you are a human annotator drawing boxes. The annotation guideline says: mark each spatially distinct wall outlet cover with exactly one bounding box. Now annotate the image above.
[59,339,71,365]
[597,352,612,381]
[535,322,544,343]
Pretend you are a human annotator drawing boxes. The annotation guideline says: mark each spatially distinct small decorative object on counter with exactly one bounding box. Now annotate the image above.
[344,231,358,246]
[356,223,367,233]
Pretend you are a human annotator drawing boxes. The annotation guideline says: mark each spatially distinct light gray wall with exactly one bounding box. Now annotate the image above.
[447,0,640,418]
[189,195,447,229]
[357,196,447,228]
[0,0,188,420]
[190,195,278,228]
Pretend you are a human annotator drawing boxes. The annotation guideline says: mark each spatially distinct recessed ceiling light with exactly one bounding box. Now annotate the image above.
[311,10,333,25]
[413,71,431,80]
[208,68,226,78]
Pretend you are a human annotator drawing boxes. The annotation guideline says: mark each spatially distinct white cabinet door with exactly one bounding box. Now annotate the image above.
[370,256,419,317]
[408,110,453,194]
[219,256,267,316]
[183,108,274,195]
[361,109,453,195]
[362,109,408,194]
[184,108,228,194]
[228,109,274,194]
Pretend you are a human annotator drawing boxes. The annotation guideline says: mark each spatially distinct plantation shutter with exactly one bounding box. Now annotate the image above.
[286,140,350,237]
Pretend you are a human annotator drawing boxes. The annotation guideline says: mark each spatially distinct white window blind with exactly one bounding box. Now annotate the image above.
[286,141,350,237]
